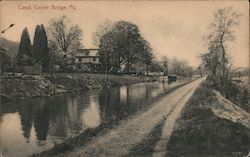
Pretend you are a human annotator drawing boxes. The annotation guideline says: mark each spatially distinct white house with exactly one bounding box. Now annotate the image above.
[75,49,99,64]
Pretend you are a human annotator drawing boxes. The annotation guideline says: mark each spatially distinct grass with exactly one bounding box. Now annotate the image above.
[126,117,166,157]
[56,73,157,86]
[166,80,250,157]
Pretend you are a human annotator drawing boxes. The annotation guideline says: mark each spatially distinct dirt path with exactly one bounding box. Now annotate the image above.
[55,77,206,157]
[152,78,205,157]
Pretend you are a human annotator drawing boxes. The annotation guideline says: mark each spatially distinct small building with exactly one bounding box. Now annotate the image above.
[16,63,42,75]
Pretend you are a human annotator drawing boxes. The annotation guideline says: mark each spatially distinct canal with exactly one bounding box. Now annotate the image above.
[0,78,191,157]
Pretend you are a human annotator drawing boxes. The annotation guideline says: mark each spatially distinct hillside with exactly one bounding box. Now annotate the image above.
[0,37,19,59]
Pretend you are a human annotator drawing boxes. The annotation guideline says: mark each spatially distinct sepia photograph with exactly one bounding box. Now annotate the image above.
[0,0,249,157]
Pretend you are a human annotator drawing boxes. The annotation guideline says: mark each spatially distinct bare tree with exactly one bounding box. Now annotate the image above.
[92,20,114,47]
[47,16,83,56]
[201,7,242,98]
[202,7,240,80]
[168,58,192,77]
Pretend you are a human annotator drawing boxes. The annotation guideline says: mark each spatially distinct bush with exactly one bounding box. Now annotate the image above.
[207,76,249,112]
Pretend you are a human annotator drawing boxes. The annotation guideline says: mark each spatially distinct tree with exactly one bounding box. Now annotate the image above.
[169,58,181,75]
[33,24,50,68]
[47,16,83,59]
[138,38,153,76]
[92,20,114,47]
[98,31,115,73]
[149,60,164,73]
[161,56,169,75]
[201,7,240,88]
[0,48,11,69]
[168,58,193,76]
[97,20,153,74]
[17,27,33,65]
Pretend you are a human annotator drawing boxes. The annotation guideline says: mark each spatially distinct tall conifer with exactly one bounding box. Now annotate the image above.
[33,24,50,68]
[17,27,32,65]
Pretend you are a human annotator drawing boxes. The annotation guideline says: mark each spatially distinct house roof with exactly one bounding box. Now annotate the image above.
[76,55,99,58]
[75,48,99,57]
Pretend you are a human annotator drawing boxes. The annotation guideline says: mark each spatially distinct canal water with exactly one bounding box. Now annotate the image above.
[0,78,191,157]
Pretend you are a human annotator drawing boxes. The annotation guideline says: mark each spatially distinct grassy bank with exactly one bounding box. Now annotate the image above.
[126,117,166,157]
[166,79,250,157]
[31,78,196,157]
[0,73,156,101]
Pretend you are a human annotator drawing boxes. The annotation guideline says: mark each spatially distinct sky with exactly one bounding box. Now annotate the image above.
[0,0,249,68]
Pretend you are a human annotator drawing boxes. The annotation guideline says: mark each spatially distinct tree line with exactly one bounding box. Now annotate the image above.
[14,16,194,76]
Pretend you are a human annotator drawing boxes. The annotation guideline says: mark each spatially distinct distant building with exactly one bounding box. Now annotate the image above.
[63,49,100,64]
[63,49,101,71]
[75,49,99,64]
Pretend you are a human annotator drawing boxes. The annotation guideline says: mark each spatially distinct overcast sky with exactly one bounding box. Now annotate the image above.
[0,0,248,67]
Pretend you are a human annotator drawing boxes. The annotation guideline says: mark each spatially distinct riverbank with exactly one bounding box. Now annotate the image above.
[0,73,156,101]
[166,79,250,157]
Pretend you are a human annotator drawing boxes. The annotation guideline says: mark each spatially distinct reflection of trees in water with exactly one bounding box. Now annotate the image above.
[126,84,154,105]
[46,95,69,137]
[12,98,51,143]
[47,93,89,137]
[98,87,133,123]
[98,84,159,124]
[47,96,71,137]
[18,102,33,142]
[82,94,101,128]
[0,83,167,147]
[0,101,35,143]
[67,94,88,133]
[33,98,50,142]
[0,93,93,145]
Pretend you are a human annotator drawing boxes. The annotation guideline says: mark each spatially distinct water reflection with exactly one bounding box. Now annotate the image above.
[82,95,101,128]
[0,79,188,157]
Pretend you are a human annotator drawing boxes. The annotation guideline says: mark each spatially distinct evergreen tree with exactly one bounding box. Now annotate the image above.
[32,24,50,68]
[17,27,33,65]
[32,25,41,61]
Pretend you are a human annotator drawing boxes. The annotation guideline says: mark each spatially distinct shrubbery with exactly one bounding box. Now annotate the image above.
[206,76,249,112]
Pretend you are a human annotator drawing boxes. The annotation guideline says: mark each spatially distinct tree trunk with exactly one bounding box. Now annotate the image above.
[146,64,149,76]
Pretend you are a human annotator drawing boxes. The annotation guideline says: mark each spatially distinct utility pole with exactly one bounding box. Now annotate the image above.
[105,51,108,81]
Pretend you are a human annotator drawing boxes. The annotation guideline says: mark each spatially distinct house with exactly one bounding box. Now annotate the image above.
[62,49,101,71]
[75,49,99,64]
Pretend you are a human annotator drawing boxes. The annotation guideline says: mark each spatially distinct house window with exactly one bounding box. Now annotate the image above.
[93,57,96,61]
